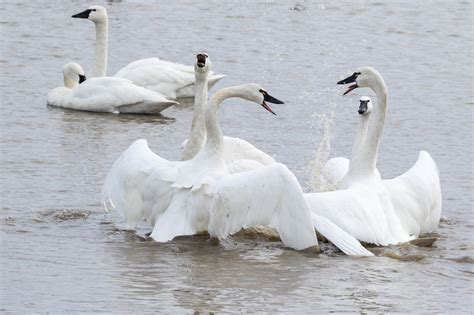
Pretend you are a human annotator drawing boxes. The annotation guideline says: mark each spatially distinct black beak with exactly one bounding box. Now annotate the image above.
[264,93,284,105]
[196,53,206,68]
[337,72,360,95]
[79,74,87,84]
[72,9,92,19]
[337,73,359,85]
[358,100,368,114]
[261,93,284,116]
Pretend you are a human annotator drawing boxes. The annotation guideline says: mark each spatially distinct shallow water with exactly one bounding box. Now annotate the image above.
[1,0,473,313]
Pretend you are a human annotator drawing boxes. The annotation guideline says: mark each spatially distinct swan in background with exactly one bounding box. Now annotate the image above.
[180,53,277,170]
[71,5,225,99]
[47,62,177,114]
[306,67,441,245]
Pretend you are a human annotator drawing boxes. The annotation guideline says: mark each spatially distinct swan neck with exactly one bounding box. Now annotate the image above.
[204,86,241,154]
[92,20,108,77]
[364,81,388,171]
[63,74,78,89]
[349,114,370,165]
[342,78,387,186]
[181,71,209,160]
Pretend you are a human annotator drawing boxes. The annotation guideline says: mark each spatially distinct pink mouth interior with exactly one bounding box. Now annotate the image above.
[344,84,358,95]
[261,101,276,115]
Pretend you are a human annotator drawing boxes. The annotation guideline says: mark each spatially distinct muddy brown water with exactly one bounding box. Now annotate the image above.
[1,0,473,312]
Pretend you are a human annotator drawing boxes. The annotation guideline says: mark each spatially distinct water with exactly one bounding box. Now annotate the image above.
[1,0,473,312]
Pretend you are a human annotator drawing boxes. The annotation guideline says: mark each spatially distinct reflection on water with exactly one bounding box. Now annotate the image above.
[1,0,473,313]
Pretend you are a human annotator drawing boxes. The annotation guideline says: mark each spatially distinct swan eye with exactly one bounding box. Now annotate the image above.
[91,9,97,12]
[259,89,267,96]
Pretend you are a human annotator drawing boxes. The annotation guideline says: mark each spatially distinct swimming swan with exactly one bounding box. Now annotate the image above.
[47,62,177,114]
[180,53,276,171]
[71,5,226,99]
[101,57,371,255]
[306,67,441,245]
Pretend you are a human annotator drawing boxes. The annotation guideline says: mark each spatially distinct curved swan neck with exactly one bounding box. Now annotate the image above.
[342,75,387,187]
[92,20,108,77]
[181,71,209,160]
[364,79,388,171]
[204,86,242,154]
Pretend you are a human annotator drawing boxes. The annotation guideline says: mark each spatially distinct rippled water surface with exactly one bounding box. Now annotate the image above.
[1,0,473,313]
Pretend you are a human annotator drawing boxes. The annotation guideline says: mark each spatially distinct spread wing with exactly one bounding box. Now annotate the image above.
[101,139,172,228]
[208,163,318,250]
[383,150,442,235]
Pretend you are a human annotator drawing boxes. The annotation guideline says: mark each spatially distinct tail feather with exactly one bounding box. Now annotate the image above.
[312,213,374,256]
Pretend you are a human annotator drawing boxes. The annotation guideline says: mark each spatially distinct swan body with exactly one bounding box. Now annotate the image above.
[319,157,349,191]
[47,62,177,114]
[115,58,226,99]
[72,6,225,99]
[181,136,276,171]
[307,67,441,245]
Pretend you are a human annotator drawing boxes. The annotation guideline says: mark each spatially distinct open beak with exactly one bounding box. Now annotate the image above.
[261,93,284,115]
[79,74,87,84]
[337,73,359,95]
[196,54,206,68]
[72,9,92,19]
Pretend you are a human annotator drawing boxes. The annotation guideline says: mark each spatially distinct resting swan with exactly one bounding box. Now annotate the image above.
[47,62,177,114]
[180,53,276,171]
[71,5,225,99]
[102,55,371,256]
[306,67,442,245]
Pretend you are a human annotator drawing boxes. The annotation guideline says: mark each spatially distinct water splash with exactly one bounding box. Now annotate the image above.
[308,112,335,191]
[307,94,341,192]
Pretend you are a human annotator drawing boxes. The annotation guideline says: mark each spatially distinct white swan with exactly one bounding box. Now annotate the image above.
[47,62,177,114]
[180,54,277,171]
[71,5,226,99]
[306,67,442,245]
[102,74,372,256]
[319,97,381,189]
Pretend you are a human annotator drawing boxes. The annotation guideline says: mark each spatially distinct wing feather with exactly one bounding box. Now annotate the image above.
[208,164,318,250]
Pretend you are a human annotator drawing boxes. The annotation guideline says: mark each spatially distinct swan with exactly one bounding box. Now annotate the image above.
[180,53,276,171]
[319,97,380,190]
[47,62,177,114]
[101,59,372,255]
[71,5,226,99]
[306,67,442,245]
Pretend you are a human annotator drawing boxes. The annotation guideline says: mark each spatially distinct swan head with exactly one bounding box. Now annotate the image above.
[63,62,86,89]
[358,96,373,115]
[72,5,108,24]
[195,52,211,74]
[337,66,383,95]
[236,83,284,115]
